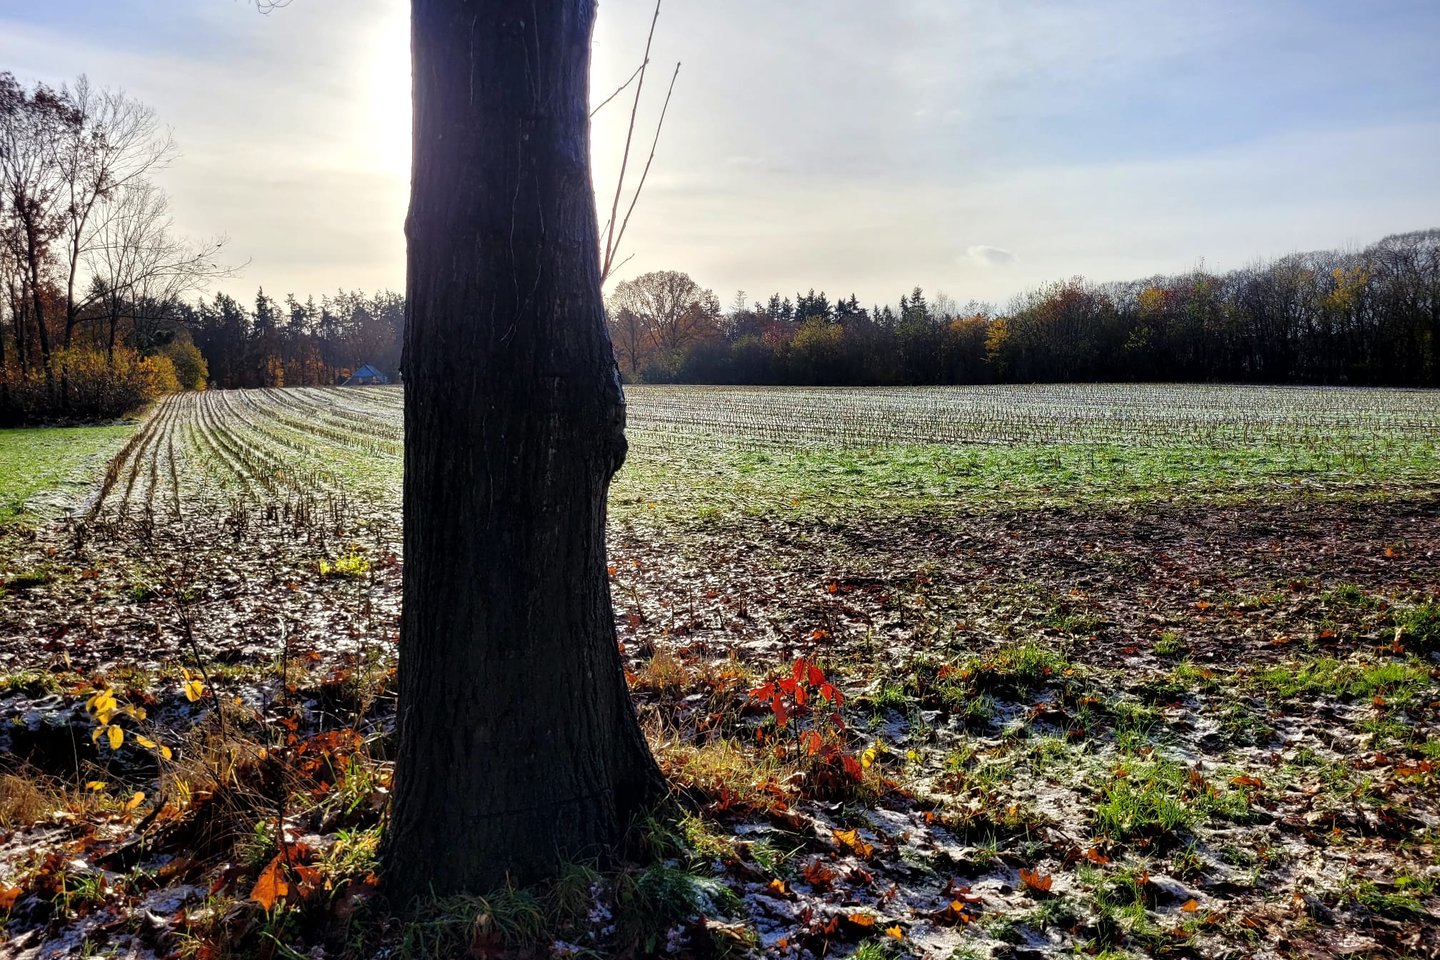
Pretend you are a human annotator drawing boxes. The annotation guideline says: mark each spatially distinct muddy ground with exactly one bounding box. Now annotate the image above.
[0,483,1436,958]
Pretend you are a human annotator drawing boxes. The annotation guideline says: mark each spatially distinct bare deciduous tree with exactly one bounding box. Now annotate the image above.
[85,179,233,358]
[55,76,177,349]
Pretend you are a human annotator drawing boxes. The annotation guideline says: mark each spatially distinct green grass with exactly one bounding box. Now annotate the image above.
[0,424,134,525]
[612,434,1440,523]
[1251,657,1431,705]
[1395,602,1440,654]
[1091,758,1250,845]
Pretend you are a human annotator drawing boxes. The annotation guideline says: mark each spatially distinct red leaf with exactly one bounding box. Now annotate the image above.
[772,694,789,727]
[808,663,825,687]
[1019,867,1054,893]
[802,860,837,888]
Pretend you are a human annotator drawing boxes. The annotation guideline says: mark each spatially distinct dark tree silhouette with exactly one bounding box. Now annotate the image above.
[381,0,663,898]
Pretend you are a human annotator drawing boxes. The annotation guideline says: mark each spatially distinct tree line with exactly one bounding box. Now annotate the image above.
[608,230,1440,388]
[182,288,403,390]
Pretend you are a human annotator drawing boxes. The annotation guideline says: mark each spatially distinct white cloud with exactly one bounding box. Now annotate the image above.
[966,246,1019,269]
[4,0,1436,310]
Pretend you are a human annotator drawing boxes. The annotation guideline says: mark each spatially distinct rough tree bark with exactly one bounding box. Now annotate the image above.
[383,0,664,899]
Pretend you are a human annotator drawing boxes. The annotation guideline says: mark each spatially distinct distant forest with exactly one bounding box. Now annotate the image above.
[11,213,1440,400]
[178,228,1440,393]
[181,289,403,389]
[608,229,1440,389]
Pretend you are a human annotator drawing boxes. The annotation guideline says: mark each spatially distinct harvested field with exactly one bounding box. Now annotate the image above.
[0,383,1437,959]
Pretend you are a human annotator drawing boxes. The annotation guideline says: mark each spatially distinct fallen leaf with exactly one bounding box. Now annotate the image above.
[1019,867,1054,893]
[250,854,289,911]
[833,828,874,859]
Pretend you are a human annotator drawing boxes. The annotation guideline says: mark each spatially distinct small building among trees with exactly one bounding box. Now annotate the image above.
[341,363,390,386]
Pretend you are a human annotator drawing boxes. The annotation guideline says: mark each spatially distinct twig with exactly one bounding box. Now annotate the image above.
[276,615,292,867]
[605,61,680,283]
[607,252,638,279]
[174,597,227,740]
[591,63,645,119]
[601,0,662,281]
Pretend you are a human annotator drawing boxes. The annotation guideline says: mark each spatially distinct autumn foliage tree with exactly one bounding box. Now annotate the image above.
[606,269,721,378]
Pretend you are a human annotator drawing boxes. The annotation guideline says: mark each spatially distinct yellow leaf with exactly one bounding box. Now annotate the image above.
[832,828,875,859]
[184,678,205,702]
[159,745,173,760]
[107,724,124,750]
[135,735,158,750]
[861,746,878,769]
[124,791,145,812]
[85,780,107,791]
[884,925,904,940]
[91,726,105,743]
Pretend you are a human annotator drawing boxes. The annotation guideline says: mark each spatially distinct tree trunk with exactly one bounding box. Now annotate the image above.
[26,249,54,389]
[383,0,664,900]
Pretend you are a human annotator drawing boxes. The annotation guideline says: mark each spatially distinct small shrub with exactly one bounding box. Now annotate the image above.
[163,338,209,391]
[319,548,371,578]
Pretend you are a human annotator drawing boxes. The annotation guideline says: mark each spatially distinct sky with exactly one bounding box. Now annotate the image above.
[4,0,1439,310]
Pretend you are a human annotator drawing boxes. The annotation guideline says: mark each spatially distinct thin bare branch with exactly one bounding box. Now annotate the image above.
[601,0,662,281]
[591,63,644,119]
[603,61,679,284]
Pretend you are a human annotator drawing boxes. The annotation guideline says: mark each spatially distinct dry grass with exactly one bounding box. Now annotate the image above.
[0,770,53,828]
